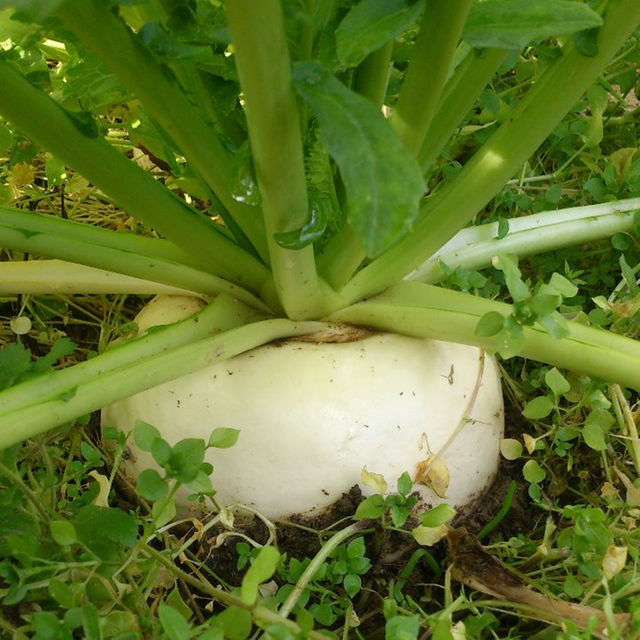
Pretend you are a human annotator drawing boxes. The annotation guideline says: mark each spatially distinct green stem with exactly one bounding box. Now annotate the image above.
[410,199,640,283]
[0,211,270,310]
[343,0,640,303]
[56,0,268,259]
[0,60,270,292]
[225,0,327,319]
[0,295,264,417]
[418,47,508,172]
[0,206,206,271]
[142,543,332,640]
[0,319,327,448]
[329,281,640,391]
[316,223,366,289]
[390,0,474,154]
[279,520,371,619]
[0,260,195,295]
[354,41,394,107]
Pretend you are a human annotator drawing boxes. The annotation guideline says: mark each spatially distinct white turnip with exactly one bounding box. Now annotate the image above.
[103,295,504,519]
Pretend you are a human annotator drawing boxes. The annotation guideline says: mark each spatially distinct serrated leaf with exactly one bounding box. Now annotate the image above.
[336,0,424,66]
[293,61,425,258]
[463,0,603,50]
[240,546,280,605]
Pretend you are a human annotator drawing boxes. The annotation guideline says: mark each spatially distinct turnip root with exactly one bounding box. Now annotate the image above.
[103,296,504,519]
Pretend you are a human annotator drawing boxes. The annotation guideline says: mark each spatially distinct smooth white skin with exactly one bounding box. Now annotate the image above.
[103,296,504,519]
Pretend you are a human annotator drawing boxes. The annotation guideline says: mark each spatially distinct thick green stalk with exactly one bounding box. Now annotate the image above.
[316,223,366,289]
[411,200,640,283]
[342,0,640,304]
[56,0,268,259]
[225,0,327,319]
[0,295,263,416]
[390,0,474,154]
[329,281,640,391]
[0,260,193,296]
[0,319,327,448]
[0,206,204,271]
[0,60,270,292]
[0,212,270,310]
[418,47,508,172]
[354,41,394,107]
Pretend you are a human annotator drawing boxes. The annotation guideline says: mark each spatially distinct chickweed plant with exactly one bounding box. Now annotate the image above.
[1,0,640,637]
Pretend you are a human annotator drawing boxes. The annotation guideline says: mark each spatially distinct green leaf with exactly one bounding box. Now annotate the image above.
[385,614,419,640]
[492,254,529,302]
[421,504,456,528]
[134,420,162,452]
[50,520,77,546]
[475,311,504,337]
[151,438,172,467]
[397,471,412,497]
[72,505,138,548]
[169,438,205,483]
[463,0,603,50]
[583,409,614,451]
[214,607,252,640]
[185,469,214,495]
[81,603,102,640]
[49,578,74,608]
[497,217,509,239]
[343,573,362,597]
[240,546,280,605]
[158,602,192,640]
[152,498,176,528]
[208,427,240,449]
[336,0,424,66]
[140,21,214,63]
[137,469,169,501]
[573,27,600,57]
[522,395,554,420]
[0,342,31,390]
[544,367,570,396]
[293,61,425,258]
[353,494,386,520]
[45,155,66,187]
[548,272,579,298]
[523,460,546,484]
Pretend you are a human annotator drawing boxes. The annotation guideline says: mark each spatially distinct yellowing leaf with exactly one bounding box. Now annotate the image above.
[415,455,449,498]
[523,433,537,454]
[411,523,448,546]
[500,438,523,460]
[361,467,388,494]
[602,545,627,580]
[88,471,111,507]
[10,162,35,187]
